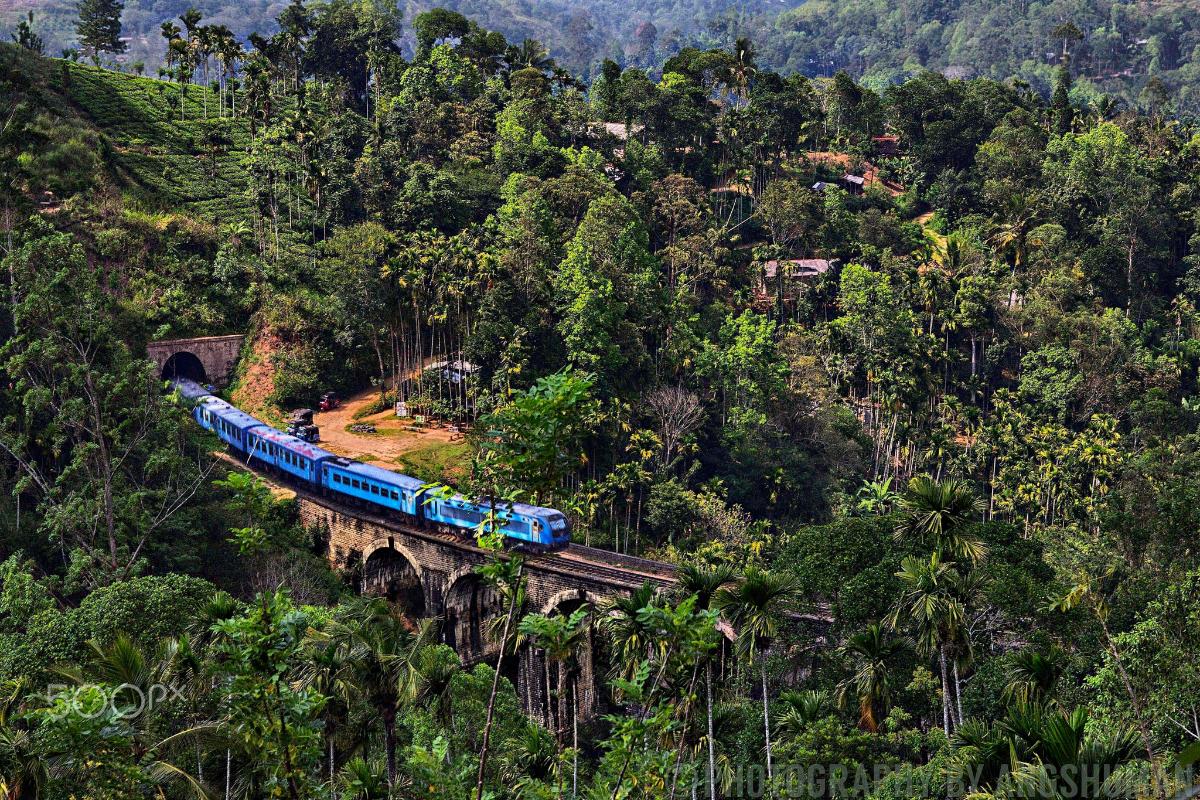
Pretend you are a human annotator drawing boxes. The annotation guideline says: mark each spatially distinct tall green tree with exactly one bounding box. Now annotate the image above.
[715,567,798,789]
[75,0,126,62]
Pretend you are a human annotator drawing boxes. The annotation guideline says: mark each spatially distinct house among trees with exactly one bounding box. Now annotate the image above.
[871,135,900,157]
[754,258,836,308]
[841,173,865,194]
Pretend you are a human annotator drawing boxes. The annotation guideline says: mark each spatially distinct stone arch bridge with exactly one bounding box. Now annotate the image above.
[298,490,680,729]
[148,335,245,387]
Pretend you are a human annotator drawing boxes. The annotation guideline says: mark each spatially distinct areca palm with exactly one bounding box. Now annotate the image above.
[835,623,908,732]
[1003,646,1067,707]
[598,582,663,680]
[330,598,431,788]
[519,607,589,798]
[895,475,987,565]
[715,568,798,788]
[887,553,966,738]
[675,564,736,800]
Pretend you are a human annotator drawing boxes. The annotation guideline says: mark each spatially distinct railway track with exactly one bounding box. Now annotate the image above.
[216,451,680,590]
[215,451,832,624]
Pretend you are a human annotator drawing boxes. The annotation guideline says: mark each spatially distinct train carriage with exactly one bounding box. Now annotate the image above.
[196,398,266,452]
[424,494,571,549]
[245,426,334,484]
[176,382,572,549]
[320,458,424,517]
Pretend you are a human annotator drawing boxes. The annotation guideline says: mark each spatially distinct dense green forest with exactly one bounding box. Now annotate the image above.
[10,0,1200,110]
[3,0,1200,797]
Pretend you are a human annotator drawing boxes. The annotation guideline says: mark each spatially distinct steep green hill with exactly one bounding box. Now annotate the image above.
[3,42,255,223]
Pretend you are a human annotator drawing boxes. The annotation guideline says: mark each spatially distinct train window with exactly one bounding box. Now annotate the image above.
[370,485,379,495]
[391,490,399,500]
[351,479,360,489]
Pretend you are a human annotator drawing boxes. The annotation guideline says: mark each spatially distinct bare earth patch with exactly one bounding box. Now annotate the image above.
[313,389,471,484]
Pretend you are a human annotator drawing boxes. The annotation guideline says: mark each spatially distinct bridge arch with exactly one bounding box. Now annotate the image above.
[443,567,504,660]
[362,538,426,617]
[161,351,208,383]
[539,588,603,616]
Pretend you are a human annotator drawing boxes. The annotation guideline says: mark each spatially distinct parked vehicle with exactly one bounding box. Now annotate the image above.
[319,392,340,412]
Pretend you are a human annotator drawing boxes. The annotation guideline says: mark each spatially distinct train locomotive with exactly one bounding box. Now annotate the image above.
[176,380,570,549]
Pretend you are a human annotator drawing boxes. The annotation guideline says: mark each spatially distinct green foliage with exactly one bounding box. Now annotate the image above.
[474,369,600,502]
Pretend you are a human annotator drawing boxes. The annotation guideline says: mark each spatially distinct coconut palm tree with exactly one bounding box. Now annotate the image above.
[715,567,798,788]
[895,475,987,566]
[508,38,554,72]
[835,623,908,731]
[675,564,736,800]
[887,553,966,738]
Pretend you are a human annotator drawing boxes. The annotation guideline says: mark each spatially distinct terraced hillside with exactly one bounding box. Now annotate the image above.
[3,43,255,225]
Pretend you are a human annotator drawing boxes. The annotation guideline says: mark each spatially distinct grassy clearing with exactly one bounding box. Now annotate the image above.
[393,440,471,484]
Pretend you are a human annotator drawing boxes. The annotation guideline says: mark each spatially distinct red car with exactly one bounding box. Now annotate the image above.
[319,392,340,412]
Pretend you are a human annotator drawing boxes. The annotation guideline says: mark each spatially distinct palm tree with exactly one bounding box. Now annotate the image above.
[835,623,908,731]
[715,567,798,789]
[330,598,430,788]
[895,475,987,566]
[728,37,757,103]
[1003,646,1067,708]
[298,636,357,791]
[776,689,834,739]
[498,719,558,790]
[337,757,390,800]
[598,582,663,680]
[676,564,736,800]
[509,38,554,72]
[413,646,462,731]
[887,554,966,738]
[0,731,47,800]
[949,704,1140,800]
[519,607,589,798]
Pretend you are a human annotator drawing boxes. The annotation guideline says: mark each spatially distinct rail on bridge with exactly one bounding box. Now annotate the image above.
[148,334,246,388]
[219,457,830,731]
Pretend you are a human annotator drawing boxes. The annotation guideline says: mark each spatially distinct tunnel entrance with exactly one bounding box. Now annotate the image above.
[161,351,208,383]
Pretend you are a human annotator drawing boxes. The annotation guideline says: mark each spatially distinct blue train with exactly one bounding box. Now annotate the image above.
[176,380,571,549]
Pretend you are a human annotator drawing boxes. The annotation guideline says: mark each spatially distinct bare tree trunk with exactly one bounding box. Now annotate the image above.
[474,561,525,800]
[939,647,952,739]
[761,657,773,790]
[953,659,964,726]
[707,661,717,800]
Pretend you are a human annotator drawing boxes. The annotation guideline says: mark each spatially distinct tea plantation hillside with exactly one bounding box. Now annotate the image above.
[3,42,255,225]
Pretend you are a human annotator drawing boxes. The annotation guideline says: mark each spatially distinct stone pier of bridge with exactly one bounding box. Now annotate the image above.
[297,492,647,729]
